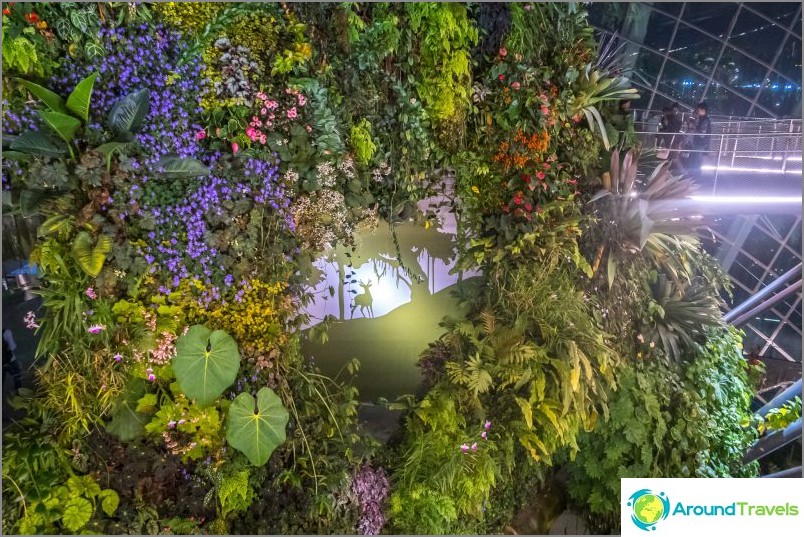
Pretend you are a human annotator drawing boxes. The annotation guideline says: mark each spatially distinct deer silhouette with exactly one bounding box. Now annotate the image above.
[350,280,374,318]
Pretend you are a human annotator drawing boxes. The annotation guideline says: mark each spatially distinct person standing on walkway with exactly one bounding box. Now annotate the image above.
[687,102,712,177]
[3,325,22,391]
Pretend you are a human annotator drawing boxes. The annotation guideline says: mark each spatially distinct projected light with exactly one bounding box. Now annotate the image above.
[689,195,802,204]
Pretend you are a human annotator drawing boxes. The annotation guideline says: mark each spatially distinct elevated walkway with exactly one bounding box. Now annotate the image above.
[634,118,802,215]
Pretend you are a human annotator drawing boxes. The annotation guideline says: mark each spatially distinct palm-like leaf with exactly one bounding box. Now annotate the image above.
[590,148,707,285]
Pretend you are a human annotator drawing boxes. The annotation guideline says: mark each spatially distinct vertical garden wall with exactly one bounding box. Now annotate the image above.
[2,3,760,535]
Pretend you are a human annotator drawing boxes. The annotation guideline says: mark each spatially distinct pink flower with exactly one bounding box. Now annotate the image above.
[524,3,532,11]
[85,287,97,300]
[498,74,505,81]
[537,171,545,180]
[297,94,307,106]
[471,442,478,451]
[246,127,257,140]
[285,88,292,94]
[540,106,549,115]
[460,443,470,453]
[231,142,239,154]
[113,353,123,363]
[87,324,105,334]
[511,81,521,90]
[178,419,186,425]
[147,373,156,382]
[24,311,39,329]
[287,107,298,119]
[305,125,312,133]
[168,420,177,428]
[481,431,488,440]
[261,107,268,115]
[265,100,278,109]
[484,420,492,430]
[195,130,206,140]
[256,92,267,101]
[499,47,508,57]
[259,135,267,145]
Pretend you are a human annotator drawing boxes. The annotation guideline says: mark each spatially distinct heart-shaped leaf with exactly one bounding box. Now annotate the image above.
[227,387,289,466]
[72,231,112,278]
[38,110,81,143]
[156,156,210,178]
[15,78,68,113]
[107,89,150,135]
[173,325,240,407]
[66,71,99,124]
[9,130,69,157]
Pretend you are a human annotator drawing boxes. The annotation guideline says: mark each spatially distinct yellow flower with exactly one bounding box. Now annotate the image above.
[471,185,480,194]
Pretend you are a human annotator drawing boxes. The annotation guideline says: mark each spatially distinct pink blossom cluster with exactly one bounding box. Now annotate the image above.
[460,420,492,454]
[151,331,177,365]
[246,89,308,145]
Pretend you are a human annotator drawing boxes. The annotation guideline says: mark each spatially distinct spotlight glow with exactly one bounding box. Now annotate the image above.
[689,195,802,204]
[700,165,802,175]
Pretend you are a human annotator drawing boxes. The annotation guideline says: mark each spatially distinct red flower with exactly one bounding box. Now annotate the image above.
[3,8,10,16]
[498,74,505,81]
[513,196,522,205]
[542,162,550,170]
[524,202,533,212]
[567,178,578,185]
[499,47,508,57]
[24,12,38,23]
[536,171,545,180]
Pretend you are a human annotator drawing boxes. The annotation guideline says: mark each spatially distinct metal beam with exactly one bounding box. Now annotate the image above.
[757,379,803,418]
[743,418,802,464]
[729,279,802,327]
[723,262,803,323]
[760,466,803,478]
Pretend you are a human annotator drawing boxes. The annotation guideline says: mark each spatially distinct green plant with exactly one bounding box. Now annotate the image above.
[569,326,758,531]
[349,118,376,165]
[588,148,705,288]
[754,396,802,435]
[144,390,223,462]
[15,474,118,534]
[227,387,289,466]
[173,324,241,407]
[570,67,638,149]
[406,3,478,124]
[641,273,723,363]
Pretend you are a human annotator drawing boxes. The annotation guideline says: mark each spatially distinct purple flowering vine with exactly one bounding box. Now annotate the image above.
[351,465,390,535]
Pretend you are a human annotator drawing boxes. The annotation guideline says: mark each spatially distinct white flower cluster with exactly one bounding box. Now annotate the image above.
[291,189,354,252]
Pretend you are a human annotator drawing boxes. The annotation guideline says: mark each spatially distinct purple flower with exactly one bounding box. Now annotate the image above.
[24,311,39,329]
[460,443,470,453]
[113,353,123,363]
[484,420,492,430]
[168,420,177,428]
[351,465,390,535]
[481,431,488,440]
[85,287,97,300]
[471,442,478,452]
[87,324,106,334]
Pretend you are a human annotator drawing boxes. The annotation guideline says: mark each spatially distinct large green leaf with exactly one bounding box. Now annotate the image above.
[9,131,69,157]
[72,231,112,278]
[173,325,240,407]
[227,387,289,466]
[38,110,81,143]
[106,379,149,442]
[107,89,150,135]
[66,71,99,123]
[62,497,93,533]
[16,78,68,113]
[156,156,211,178]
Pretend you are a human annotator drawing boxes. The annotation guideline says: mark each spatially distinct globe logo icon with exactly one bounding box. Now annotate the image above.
[627,489,670,531]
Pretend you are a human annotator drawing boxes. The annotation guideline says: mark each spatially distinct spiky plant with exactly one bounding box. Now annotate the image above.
[588,148,707,288]
[642,274,724,363]
[570,66,639,149]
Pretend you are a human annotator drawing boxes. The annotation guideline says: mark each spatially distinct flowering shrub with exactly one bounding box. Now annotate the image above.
[291,189,354,252]
[351,465,390,535]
